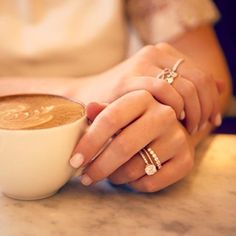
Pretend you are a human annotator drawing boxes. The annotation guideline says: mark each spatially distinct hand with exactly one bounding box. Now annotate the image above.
[70,90,194,192]
[101,43,222,134]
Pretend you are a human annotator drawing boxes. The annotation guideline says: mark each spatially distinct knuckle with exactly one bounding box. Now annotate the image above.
[113,137,131,157]
[155,42,171,50]
[155,79,168,91]
[161,105,177,121]
[100,112,120,130]
[139,45,156,56]
[194,69,212,86]
[184,81,196,97]
[136,89,153,102]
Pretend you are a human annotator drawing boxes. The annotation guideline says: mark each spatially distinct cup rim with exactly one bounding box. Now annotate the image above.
[0,93,87,132]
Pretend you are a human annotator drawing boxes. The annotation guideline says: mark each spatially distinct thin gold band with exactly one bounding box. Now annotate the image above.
[156,58,184,85]
[139,149,157,176]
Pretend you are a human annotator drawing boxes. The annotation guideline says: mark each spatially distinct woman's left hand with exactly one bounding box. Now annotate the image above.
[71,90,194,192]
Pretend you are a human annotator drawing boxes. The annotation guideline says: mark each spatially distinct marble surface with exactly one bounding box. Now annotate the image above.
[0,134,236,236]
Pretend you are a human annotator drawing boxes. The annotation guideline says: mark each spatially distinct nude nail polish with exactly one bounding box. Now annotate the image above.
[214,113,222,126]
[70,153,84,168]
[80,174,93,186]
[180,111,185,120]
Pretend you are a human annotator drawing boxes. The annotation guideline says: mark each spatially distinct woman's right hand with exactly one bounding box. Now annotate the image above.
[70,90,194,192]
[99,43,222,135]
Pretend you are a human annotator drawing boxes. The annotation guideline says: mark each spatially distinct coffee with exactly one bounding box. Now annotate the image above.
[0,94,85,130]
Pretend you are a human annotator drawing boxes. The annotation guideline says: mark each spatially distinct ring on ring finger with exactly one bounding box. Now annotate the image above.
[139,147,162,176]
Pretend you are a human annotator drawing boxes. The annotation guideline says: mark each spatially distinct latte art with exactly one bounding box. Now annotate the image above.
[0,103,54,129]
[0,95,84,130]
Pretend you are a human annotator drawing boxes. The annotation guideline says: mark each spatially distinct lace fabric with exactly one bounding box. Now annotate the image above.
[127,0,220,43]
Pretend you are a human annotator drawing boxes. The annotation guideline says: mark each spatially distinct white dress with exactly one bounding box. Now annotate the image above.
[0,0,219,77]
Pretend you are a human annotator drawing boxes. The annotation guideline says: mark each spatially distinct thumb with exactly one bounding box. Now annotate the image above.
[86,102,108,121]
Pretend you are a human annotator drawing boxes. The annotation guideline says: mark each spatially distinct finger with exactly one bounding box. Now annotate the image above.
[172,76,201,134]
[125,75,185,120]
[109,127,186,184]
[109,153,146,184]
[156,43,220,128]
[215,79,225,94]
[209,79,222,127]
[81,106,166,185]
[129,150,194,193]
[135,45,213,125]
[71,90,151,168]
[86,102,107,121]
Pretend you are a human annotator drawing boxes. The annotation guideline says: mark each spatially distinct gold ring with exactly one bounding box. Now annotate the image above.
[156,58,184,85]
[139,149,157,176]
[146,147,162,170]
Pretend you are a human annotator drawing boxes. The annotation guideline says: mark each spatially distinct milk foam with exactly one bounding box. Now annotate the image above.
[0,95,84,130]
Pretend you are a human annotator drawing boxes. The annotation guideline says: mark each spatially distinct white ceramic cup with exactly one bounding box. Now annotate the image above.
[0,94,88,200]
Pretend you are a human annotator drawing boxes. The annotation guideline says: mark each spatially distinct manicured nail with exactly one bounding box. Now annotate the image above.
[199,122,208,131]
[70,153,84,168]
[191,126,198,135]
[214,113,222,126]
[80,174,93,186]
[180,111,185,120]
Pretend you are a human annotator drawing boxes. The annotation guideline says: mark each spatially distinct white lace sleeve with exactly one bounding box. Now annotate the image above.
[127,0,220,44]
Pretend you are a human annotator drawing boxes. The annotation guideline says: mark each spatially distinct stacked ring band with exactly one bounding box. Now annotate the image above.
[139,147,162,176]
[147,147,162,170]
[139,149,157,176]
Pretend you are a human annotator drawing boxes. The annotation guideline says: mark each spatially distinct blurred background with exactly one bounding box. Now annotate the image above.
[213,0,236,133]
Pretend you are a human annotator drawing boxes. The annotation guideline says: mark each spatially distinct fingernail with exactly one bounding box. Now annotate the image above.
[199,122,208,131]
[180,111,185,120]
[70,153,84,168]
[80,174,93,186]
[214,113,222,126]
[191,126,198,135]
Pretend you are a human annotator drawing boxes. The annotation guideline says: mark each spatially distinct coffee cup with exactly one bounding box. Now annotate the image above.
[0,94,88,200]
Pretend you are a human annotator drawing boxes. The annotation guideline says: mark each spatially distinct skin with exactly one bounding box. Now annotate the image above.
[71,26,232,191]
[0,25,232,192]
[74,93,195,192]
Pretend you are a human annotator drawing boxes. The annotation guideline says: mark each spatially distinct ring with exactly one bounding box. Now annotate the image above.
[146,147,162,170]
[139,149,157,176]
[156,58,184,85]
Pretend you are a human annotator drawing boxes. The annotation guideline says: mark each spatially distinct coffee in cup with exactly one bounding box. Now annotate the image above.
[0,94,84,130]
[0,94,88,200]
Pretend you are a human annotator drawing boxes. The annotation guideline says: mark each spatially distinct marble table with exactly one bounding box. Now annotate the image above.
[0,134,235,236]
